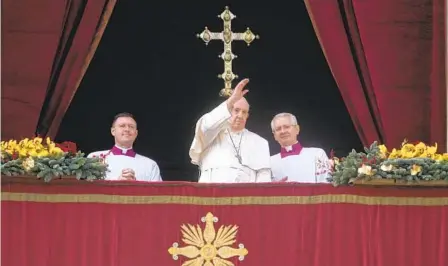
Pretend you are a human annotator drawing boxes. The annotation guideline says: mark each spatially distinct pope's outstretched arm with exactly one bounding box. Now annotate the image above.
[188,101,231,164]
[189,79,250,165]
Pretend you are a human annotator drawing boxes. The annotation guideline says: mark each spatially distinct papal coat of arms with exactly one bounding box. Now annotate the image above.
[168,212,248,266]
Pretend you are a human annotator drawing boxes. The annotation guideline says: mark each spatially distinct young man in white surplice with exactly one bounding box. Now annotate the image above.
[270,113,330,183]
[88,113,162,182]
[189,78,272,183]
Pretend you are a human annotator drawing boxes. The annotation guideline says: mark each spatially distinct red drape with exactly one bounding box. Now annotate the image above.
[304,0,447,152]
[1,0,117,140]
[2,177,448,266]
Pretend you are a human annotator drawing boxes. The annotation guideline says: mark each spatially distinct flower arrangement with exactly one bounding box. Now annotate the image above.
[1,137,108,182]
[329,140,448,186]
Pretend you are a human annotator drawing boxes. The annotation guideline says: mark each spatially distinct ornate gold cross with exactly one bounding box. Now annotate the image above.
[197,6,259,97]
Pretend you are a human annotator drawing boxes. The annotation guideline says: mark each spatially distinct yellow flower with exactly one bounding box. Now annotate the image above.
[1,136,67,159]
[400,144,416,158]
[48,143,64,155]
[413,142,427,157]
[389,148,401,159]
[28,150,39,157]
[19,138,30,149]
[18,149,28,157]
[433,154,443,161]
[410,164,422,175]
[38,150,49,157]
[378,144,388,158]
[391,139,445,160]
[427,143,438,156]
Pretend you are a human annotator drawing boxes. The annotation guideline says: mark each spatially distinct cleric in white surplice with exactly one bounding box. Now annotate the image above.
[189,78,272,183]
[88,112,162,182]
[270,113,331,183]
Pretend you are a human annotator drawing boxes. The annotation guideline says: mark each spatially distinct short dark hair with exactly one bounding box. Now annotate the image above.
[112,112,136,126]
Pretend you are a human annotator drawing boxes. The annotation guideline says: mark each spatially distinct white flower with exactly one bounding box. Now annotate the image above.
[358,164,373,176]
[380,164,393,172]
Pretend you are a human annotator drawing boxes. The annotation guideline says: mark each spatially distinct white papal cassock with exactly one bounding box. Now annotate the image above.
[189,101,272,183]
[270,142,331,183]
[88,146,162,182]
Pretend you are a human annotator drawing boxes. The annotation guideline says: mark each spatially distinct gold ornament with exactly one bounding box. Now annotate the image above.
[168,212,248,266]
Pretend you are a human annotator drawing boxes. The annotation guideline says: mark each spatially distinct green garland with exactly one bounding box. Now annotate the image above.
[1,152,108,182]
[329,142,448,186]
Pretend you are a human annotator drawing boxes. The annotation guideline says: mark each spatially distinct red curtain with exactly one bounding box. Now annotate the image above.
[2,178,448,266]
[1,0,117,140]
[304,0,447,152]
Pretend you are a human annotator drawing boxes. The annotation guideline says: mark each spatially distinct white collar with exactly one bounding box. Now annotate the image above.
[115,145,133,153]
[283,141,299,152]
[226,128,245,135]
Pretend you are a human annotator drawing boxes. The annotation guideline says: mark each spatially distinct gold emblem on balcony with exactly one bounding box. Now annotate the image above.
[168,212,248,266]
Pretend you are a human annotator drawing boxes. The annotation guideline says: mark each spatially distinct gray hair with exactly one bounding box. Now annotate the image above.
[270,113,298,131]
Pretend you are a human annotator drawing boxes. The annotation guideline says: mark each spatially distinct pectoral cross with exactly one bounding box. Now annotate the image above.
[197,6,259,97]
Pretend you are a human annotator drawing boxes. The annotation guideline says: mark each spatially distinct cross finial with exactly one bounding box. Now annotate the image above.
[197,7,259,97]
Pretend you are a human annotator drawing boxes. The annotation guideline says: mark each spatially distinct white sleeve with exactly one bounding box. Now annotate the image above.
[255,139,272,182]
[148,162,162,181]
[189,101,231,164]
[270,156,282,181]
[315,149,331,183]
[256,168,272,182]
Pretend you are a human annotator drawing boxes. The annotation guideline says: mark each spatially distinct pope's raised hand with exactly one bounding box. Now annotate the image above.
[227,78,249,108]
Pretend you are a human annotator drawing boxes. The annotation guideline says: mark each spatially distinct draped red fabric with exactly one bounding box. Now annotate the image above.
[2,178,448,266]
[305,0,447,152]
[1,0,117,140]
[430,0,447,152]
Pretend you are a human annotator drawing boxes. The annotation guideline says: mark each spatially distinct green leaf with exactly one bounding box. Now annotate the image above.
[69,164,80,170]
[75,170,82,180]
[62,169,71,176]
[52,169,61,177]
[43,173,53,182]
[2,170,12,176]
[37,169,48,178]
[48,160,58,166]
